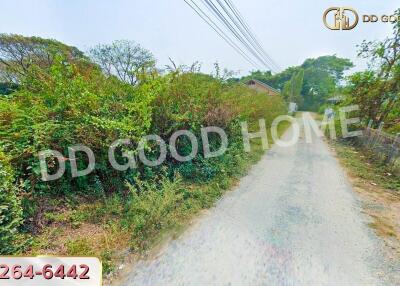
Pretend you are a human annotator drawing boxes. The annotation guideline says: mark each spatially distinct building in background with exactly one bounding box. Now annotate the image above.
[246,79,280,96]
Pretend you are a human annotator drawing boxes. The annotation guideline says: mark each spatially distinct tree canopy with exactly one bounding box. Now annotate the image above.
[0,34,88,86]
[89,40,155,85]
[235,55,353,110]
[281,69,304,106]
[345,9,400,132]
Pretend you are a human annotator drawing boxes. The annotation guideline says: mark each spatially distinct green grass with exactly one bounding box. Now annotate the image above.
[334,140,400,191]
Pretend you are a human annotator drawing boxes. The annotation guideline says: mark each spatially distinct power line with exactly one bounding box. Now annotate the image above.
[184,0,262,69]
[201,0,275,71]
[213,0,278,71]
[184,0,280,73]
[224,0,278,67]
[223,0,281,71]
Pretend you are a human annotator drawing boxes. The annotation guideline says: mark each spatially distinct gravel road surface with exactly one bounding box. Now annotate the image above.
[119,114,387,286]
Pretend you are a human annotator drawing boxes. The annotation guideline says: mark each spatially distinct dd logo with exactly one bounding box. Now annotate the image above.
[323,7,359,30]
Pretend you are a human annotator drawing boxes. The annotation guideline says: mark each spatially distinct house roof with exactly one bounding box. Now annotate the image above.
[247,79,280,94]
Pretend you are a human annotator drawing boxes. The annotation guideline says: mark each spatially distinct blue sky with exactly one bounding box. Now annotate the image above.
[0,0,398,75]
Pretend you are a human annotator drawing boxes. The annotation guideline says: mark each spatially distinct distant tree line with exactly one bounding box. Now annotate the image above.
[231,55,353,111]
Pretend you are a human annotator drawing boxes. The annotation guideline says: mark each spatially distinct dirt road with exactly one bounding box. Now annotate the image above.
[118,114,388,286]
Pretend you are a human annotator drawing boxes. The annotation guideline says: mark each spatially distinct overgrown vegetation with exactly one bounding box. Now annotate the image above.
[0,149,25,254]
[281,69,304,106]
[343,9,400,133]
[234,55,353,111]
[0,34,287,270]
[327,11,400,176]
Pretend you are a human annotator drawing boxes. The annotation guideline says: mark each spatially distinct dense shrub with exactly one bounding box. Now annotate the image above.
[344,11,399,132]
[0,56,158,197]
[1,61,287,196]
[0,149,24,254]
[0,36,288,255]
[146,73,287,183]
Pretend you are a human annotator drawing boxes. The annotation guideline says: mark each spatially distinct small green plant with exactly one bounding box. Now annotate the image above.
[122,175,186,249]
[100,250,115,274]
[66,238,95,256]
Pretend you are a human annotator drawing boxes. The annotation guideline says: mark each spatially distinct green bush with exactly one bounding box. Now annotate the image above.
[0,56,158,197]
[0,36,288,255]
[148,73,287,183]
[0,150,24,254]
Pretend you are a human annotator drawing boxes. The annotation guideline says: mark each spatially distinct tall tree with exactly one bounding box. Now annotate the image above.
[89,40,155,85]
[282,69,304,106]
[301,68,336,110]
[301,55,353,82]
[0,34,87,85]
[347,9,400,129]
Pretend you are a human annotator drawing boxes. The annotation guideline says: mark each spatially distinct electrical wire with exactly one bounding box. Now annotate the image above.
[202,0,274,70]
[184,0,262,69]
